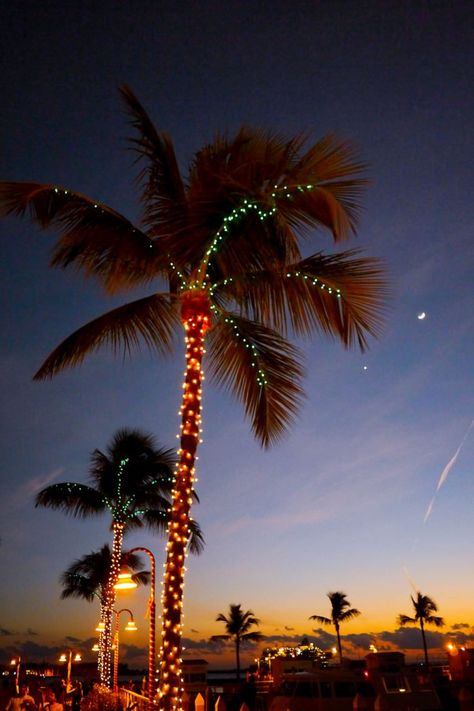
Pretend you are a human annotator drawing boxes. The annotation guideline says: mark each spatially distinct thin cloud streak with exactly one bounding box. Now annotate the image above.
[424,419,474,523]
[3,468,65,510]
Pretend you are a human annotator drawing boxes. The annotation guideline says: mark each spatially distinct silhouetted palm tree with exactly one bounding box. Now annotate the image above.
[60,544,149,605]
[36,427,203,687]
[398,592,444,668]
[309,591,360,663]
[211,604,263,680]
[1,86,386,709]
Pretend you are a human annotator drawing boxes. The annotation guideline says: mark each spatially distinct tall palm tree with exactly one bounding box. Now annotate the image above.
[309,591,361,663]
[35,428,204,688]
[398,592,444,669]
[211,604,263,680]
[1,86,386,710]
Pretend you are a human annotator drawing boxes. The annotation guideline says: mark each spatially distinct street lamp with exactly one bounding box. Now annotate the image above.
[114,565,138,590]
[115,546,156,700]
[112,608,137,693]
[10,657,21,693]
[59,651,82,691]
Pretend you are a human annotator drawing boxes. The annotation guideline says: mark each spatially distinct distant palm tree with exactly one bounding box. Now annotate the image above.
[309,591,360,663]
[1,85,386,709]
[398,592,444,668]
[211,604,263,680]
[60,544,149,605]
[35,428,204,687]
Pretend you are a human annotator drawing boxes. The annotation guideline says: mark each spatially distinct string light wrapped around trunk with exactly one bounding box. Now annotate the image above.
[99,521,125,687]
[158,291,211,711]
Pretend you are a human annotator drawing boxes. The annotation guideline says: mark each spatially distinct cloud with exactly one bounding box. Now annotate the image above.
[0,628,14,637]
[284,626,294,631]
[0,637,101,664]
[0,641,62,662]
[344,633,375,648]
[120,644,148,661]
[65,635,81,643]
[3,468,65,510]
[25,629,39,637]
[451,623,471,631]
[184,637,226,653]
[379,627,444,650]
[309,628,337,647]
[424,419,474,523]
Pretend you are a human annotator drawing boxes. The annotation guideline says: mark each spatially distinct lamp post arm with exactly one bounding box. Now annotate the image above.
[126,547,156,700]
[112,608,134,693]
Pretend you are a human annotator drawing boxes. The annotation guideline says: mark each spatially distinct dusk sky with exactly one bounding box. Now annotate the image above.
[0,1,473,670]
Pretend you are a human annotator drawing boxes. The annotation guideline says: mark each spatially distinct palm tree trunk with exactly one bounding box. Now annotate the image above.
[420,619,429,669]
[335,622,343,664]
[236,637,241,681]
[100,521,124,687]
[158,291,211,711]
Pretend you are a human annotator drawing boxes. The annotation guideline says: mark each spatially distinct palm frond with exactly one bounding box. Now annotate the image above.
[207,314,305,447]
[215,604,261,637]
[216,613,230,624]
[339,608,361,622]
[139,509,169,534]
[309,615,332,626]
[281,134,367,240]
[0,181,161,293]
[188,519,205,555]
[398,614,416,626]
[34,292,179,379]
[119,85,187,235]
[131,570,151,587]
[60,573,99,603]
[35,483,104,517]
[409,592,445,626]
[241,631,264,643]
[224,250,386,348]
[89,428,176,497]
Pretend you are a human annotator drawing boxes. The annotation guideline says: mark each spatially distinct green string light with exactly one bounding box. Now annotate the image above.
[285,271,341,298]
[223,316,267,387]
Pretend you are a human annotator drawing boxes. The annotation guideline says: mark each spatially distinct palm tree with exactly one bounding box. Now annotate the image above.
[211,604,263,680]
[35,427,204,688]
[398,592,444,669]
[0,86,386,710]
[309,591,361,663]
[60,544,149,606]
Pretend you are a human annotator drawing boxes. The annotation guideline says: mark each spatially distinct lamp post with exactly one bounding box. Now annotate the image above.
[112,609,137,693]
[115,546,156,700]
[59,651,82,691]
[10,657,21,693]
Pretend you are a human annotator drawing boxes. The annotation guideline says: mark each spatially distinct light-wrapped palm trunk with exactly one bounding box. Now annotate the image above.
[99,521,124,687]
[158,292,211,711]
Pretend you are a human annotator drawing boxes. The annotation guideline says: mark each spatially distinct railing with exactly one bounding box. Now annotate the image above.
[118,688,153,711]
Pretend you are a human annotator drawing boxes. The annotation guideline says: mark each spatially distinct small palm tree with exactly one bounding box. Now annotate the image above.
[35,428,204,687]
[60,544,149,605]
[398,592,444,669]
[309,591,360,663]
[211,604,263,680]
[61,545,149,667]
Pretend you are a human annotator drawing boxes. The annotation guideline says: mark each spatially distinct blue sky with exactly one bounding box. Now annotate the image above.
[0,0,473,669]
